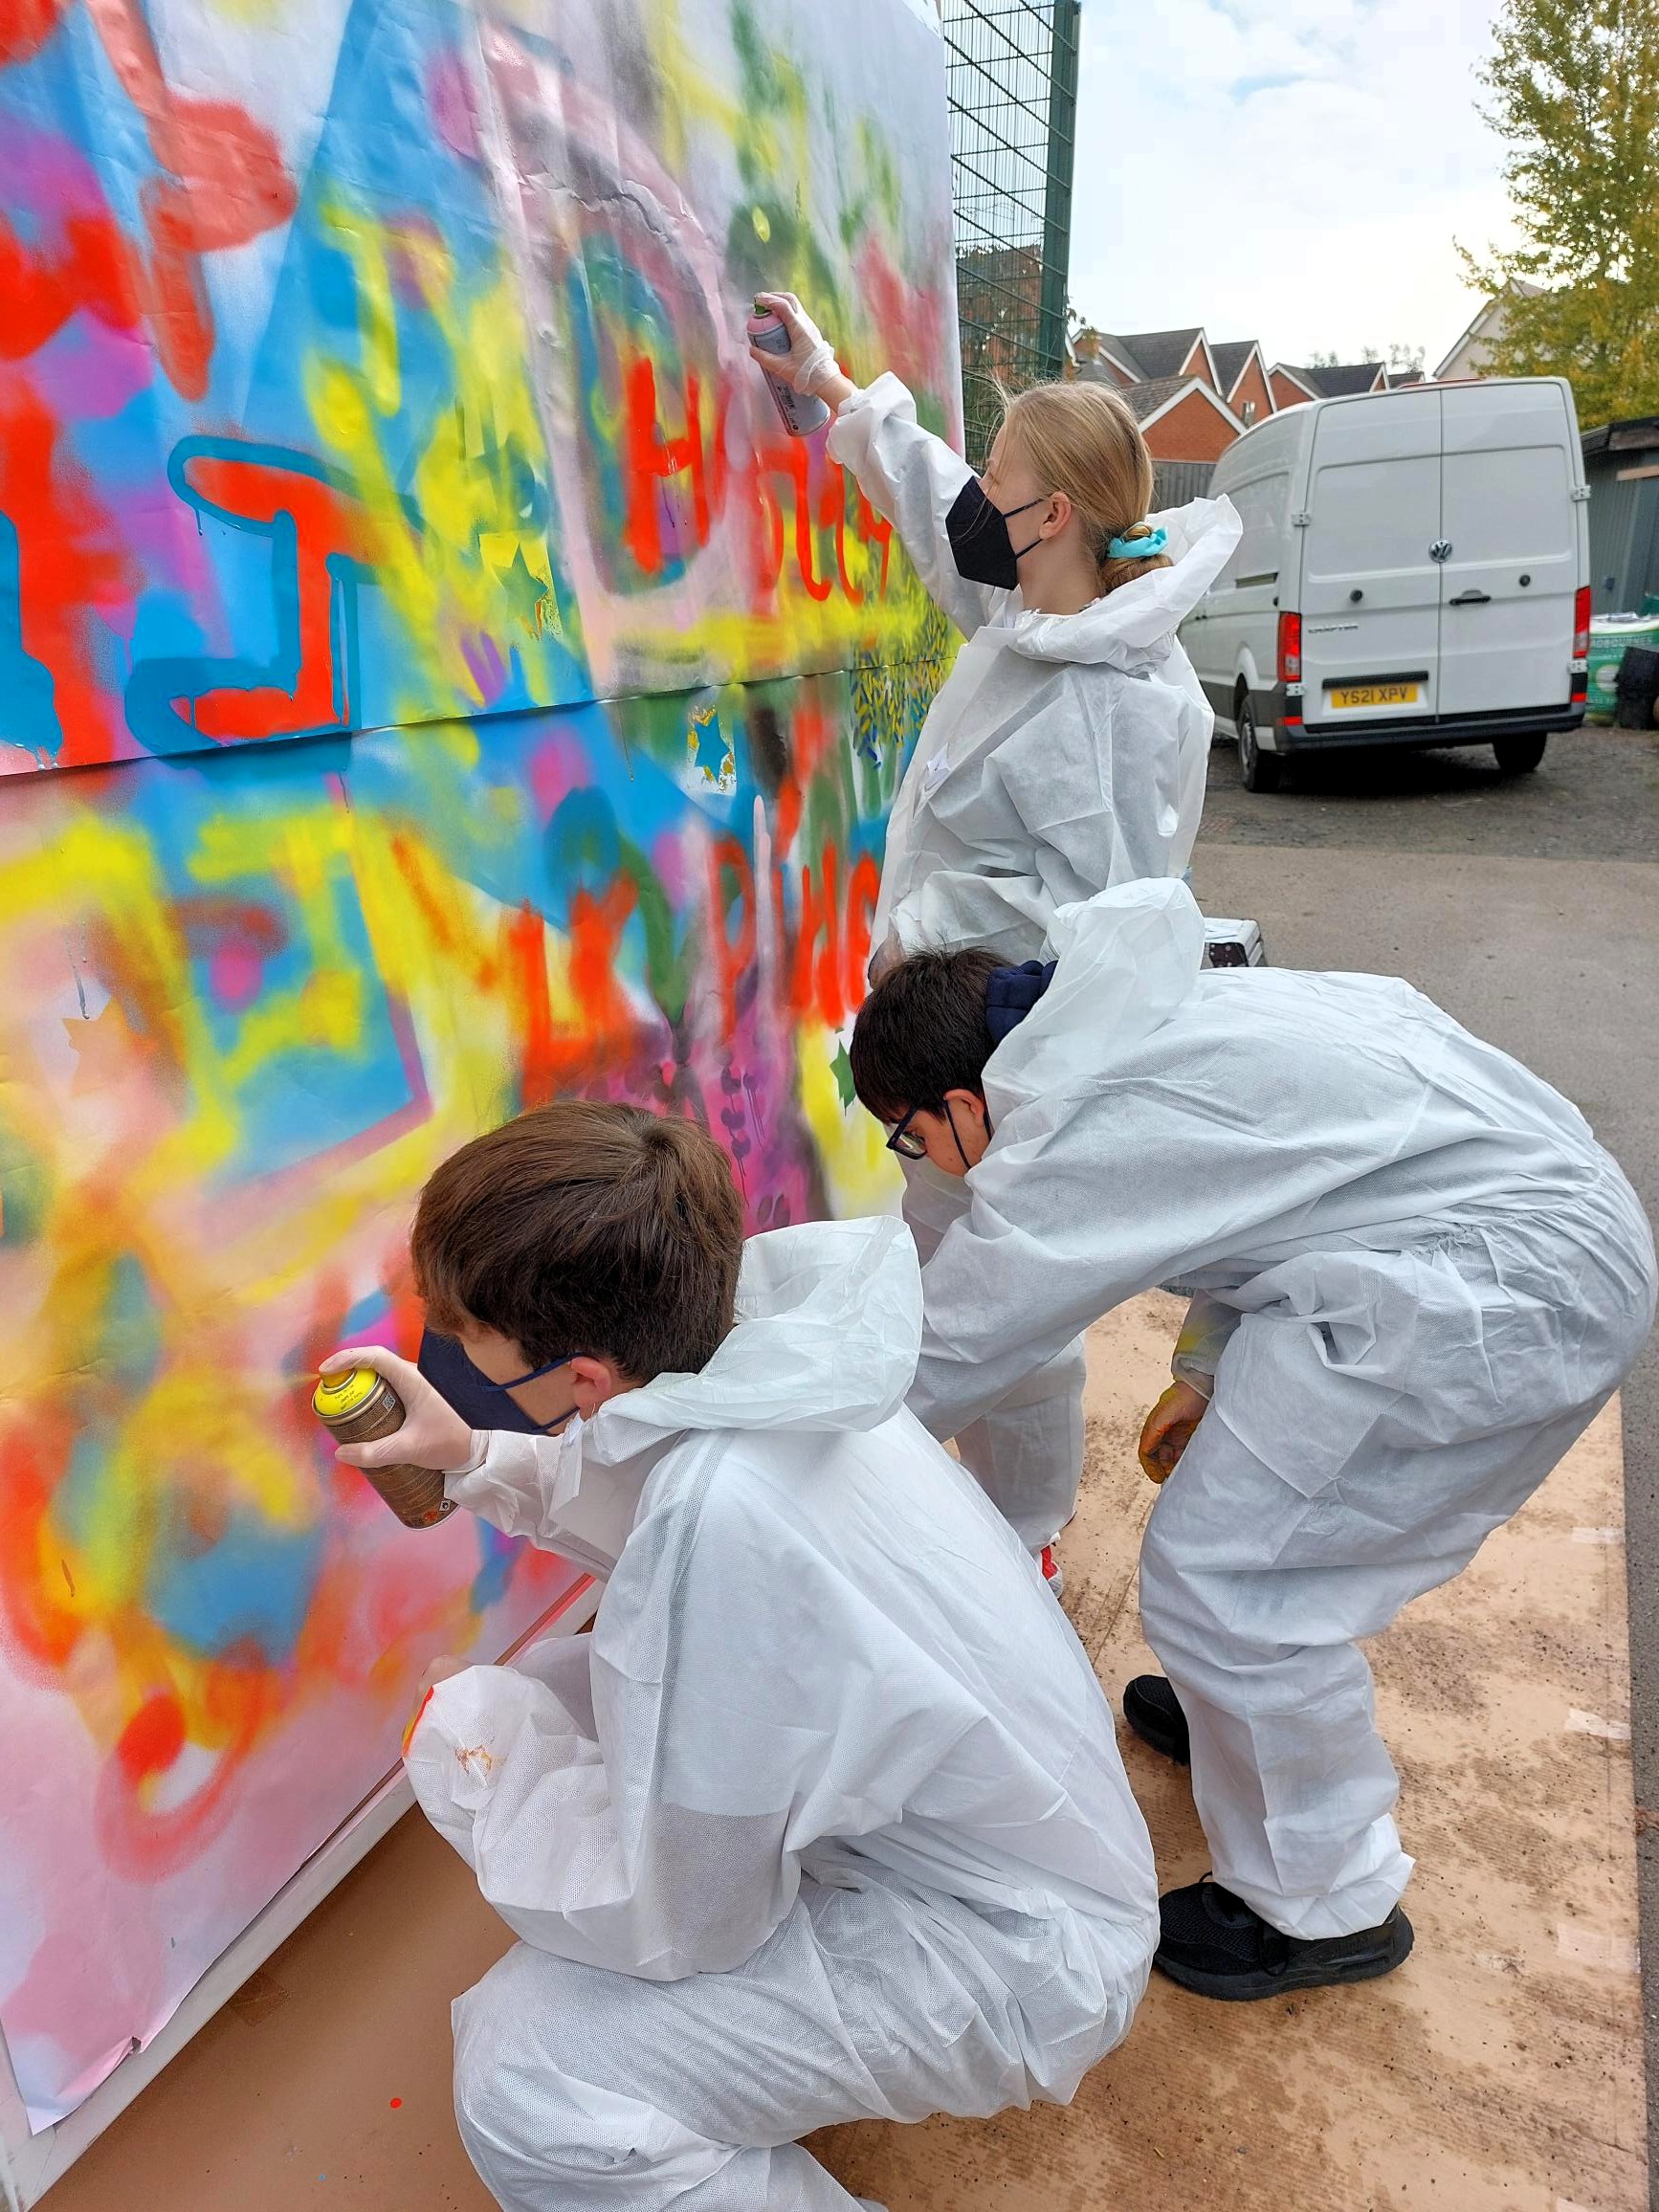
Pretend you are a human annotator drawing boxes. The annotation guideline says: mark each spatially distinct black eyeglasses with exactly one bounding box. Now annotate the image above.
[885,1098,984,1171]
[884,1104,931,1160]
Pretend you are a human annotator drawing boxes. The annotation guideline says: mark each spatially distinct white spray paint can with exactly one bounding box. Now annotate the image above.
[746,303,830,436]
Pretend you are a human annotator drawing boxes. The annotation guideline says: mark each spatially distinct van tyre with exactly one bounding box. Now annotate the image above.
[1493,733,1547,774]
[1236,693,1281,792]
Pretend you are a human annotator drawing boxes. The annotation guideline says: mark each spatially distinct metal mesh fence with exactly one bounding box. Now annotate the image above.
[943,0,1080,464]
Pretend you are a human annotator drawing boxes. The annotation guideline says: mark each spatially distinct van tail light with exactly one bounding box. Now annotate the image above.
[1277,610,1302,685]
[1573,586,1591,661]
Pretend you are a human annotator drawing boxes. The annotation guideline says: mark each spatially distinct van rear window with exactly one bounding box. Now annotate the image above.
[1442,446,1572,563]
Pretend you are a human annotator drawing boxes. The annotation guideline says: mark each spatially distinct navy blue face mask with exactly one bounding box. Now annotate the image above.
[418,1331,577,1435]
[945,477,1049,590]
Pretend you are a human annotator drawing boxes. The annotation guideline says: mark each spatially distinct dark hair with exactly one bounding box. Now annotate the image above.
[850,946,1004,1124]
[411,1101,744,1382]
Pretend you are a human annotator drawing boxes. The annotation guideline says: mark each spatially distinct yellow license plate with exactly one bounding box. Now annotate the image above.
[1328,681,1421,710]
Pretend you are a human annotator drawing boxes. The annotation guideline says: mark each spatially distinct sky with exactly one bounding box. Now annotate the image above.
[1067,0,1519,374]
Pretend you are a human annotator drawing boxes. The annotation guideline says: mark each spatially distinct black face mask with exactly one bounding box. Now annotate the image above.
[945,478,1049,590]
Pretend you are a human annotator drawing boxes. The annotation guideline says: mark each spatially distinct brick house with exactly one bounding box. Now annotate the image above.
[1209,341,1275,430]
[1270,359,1388,406]
[1069,325,1408,497]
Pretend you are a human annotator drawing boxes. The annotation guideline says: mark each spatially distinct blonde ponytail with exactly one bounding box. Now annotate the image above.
[998,381,1173,597]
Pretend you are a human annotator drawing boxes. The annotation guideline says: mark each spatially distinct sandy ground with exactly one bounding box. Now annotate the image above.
[40,1293,1645,2211]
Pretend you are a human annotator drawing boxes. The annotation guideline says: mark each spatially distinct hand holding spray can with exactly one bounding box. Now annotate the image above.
[313,1366,456,1529]
[746,302,831,437]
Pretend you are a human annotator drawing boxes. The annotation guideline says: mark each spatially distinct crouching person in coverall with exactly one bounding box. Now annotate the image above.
[322,1100,1160,2212]
[849,878,1655,2002]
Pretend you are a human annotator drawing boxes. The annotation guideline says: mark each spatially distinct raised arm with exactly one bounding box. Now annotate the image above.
[751,291,996,640]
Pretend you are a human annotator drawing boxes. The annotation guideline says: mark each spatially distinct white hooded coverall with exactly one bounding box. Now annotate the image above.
[406,1218,1159,2212]
[829,374,1243,1549]
[908,880,1656,1940]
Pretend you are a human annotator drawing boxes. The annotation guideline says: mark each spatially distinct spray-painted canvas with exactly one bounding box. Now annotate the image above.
[0,0,959,2128]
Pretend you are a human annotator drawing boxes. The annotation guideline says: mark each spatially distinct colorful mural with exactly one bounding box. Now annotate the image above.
[0,0,959,2129]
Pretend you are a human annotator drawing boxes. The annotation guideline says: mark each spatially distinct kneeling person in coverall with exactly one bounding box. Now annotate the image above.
[849,879,1655,2001]
[322,1100,1160,2211]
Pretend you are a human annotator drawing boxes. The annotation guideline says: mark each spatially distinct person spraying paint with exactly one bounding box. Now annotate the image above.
[848,877,1657,2001]
[319,1100,1160,2212]
[748,289,1243,1590]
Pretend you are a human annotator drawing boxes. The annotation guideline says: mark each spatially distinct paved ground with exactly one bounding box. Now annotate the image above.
[1190,719,1659,2201]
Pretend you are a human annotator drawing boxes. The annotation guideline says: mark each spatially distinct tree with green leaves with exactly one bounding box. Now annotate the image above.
[1462,0,1659,428]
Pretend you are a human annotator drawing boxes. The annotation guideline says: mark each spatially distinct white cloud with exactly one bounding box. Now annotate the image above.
[1068,0,1519,369]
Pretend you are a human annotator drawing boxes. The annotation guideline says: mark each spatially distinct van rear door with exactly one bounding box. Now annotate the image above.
[1437,382,1577,718]
[1299,389,1444,729]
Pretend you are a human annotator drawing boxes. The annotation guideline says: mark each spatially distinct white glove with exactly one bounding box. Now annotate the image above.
[320,1346,482,1474]
[750,291,841,400]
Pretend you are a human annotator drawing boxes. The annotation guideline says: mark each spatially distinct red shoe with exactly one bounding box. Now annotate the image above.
[1040,1544,1064,1597]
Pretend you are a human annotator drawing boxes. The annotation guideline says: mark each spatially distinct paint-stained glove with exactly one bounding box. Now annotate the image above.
[750,291,841,399]
[1138,1379,1208,1485]
[320,1345,482,1475]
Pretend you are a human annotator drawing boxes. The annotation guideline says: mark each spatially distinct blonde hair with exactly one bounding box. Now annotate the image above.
[997,380,1172,597]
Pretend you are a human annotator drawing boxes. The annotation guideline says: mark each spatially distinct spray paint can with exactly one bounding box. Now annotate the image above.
[746,303,830,436]
[312,1366,456,1530]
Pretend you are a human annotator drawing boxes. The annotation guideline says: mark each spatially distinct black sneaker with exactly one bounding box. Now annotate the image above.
[1154,1876,1414,2002]
[1122,1674,1190,1764]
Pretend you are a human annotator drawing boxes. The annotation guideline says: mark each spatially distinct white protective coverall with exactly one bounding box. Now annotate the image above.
[829,373,1242,1550]
[406,1217,1159,2212]
[908,879,1655,1940]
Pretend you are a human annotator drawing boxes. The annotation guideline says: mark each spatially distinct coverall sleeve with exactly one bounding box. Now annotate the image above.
[444,1429,630,1581]
[407,1460,976,1980]
[405,1660,794,1980]
[827,372,998,641]
[907,1114,1202,1445]
[1170,1292,1242,1399]
[513,1630,600,1739]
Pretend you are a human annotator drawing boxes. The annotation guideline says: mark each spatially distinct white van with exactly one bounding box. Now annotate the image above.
[1182,379,1591,790]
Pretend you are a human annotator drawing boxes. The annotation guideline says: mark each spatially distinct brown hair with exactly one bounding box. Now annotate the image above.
[998,380,1173,597]
[411,1101,744,1382]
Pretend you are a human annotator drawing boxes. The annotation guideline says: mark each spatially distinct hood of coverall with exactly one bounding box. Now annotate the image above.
[980,876,1208,1122]
[1003,496,1243,674]
[583,1215,924,1467]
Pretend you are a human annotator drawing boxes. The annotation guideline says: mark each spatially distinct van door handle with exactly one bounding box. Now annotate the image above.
[1449,589,1492,606]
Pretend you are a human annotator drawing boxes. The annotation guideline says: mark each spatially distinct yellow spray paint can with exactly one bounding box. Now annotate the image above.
[312,1366,456,1530]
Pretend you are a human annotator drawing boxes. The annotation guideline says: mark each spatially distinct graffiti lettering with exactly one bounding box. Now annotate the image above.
[124,440,366,752]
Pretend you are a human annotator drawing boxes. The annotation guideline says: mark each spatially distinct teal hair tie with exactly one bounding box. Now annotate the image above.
[1107,525,1168,561]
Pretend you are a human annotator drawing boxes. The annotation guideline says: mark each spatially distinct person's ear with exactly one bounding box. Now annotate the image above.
[568,1355,629,1414]
[942,1087,989,1132]
[1041,490,1073,541]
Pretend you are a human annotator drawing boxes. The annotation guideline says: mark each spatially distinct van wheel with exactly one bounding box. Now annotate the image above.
[1493,733,1547,773]
[1236,693,1282,792]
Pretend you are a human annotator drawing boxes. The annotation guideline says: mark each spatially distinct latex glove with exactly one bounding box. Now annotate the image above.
[320,1345,481,1474]
[867,930,903,986]
[1138,1378,1209,1484]
[751,291,841,400]
[418,1652,471,1699]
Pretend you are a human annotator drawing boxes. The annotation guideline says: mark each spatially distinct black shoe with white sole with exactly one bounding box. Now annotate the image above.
[1154,1876,1414,2001]
[1122,1674,1190,1764]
